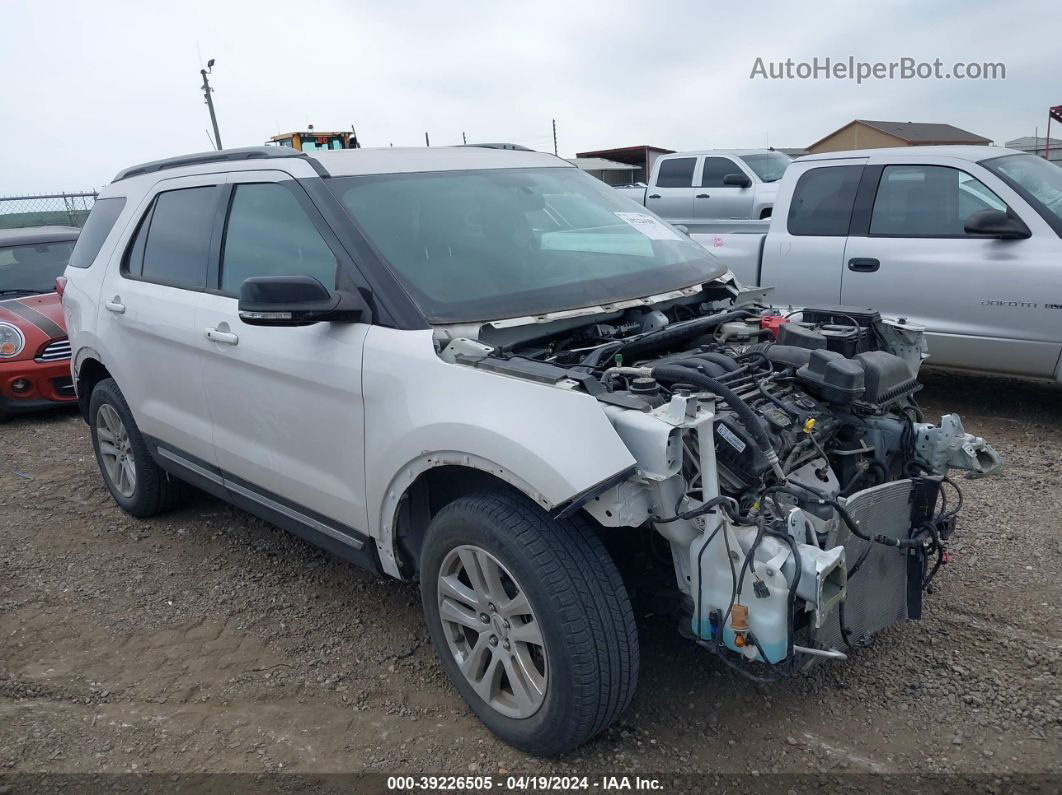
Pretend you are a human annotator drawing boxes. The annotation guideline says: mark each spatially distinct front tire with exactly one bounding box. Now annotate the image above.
[89,378,183,517]
[420,491,639,756]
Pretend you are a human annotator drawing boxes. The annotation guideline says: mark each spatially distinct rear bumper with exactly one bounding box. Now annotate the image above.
[0,357,76,414]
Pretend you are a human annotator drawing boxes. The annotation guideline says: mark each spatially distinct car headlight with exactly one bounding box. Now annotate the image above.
[0,323,25,357]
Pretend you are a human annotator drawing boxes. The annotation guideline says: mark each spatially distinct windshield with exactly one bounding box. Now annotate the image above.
[981,154,1062,236]
[0,239,75,295]
[331,167,726,323]
[738,152,791,183]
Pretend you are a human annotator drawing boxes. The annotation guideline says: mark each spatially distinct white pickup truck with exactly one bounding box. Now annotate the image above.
[699,146,1062,382]
[616,149,791,226]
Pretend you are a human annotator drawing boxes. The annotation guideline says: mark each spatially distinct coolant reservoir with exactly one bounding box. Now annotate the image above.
[718,321,759,342]
[689,522,790,664]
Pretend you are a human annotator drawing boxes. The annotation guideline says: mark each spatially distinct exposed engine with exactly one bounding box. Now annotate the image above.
[439,291,1001,679]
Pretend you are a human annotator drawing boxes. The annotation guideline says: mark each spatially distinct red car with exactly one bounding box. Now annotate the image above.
[0,226,80,420]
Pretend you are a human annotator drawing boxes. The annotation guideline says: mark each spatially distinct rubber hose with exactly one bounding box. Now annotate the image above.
[651,364,774,455]
[575,341,622,370]
[672,359,728,378]
[618,309,755,360]
[690,351,740,372]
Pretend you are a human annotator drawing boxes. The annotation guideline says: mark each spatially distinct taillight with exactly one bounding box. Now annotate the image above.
[55,276,67,298]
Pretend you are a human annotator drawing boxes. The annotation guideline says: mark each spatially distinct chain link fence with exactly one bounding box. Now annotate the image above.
[0,192,98,230]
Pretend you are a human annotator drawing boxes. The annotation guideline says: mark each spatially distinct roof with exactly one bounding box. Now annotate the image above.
[575,145,674,158]
[0,225,81,246]
[656,149,789,158]
[313,146,572,176]
[566,157,639,171]
[109,146,572,188]
[269,131,350,140]
[810,120,992,149]
[1005,136,1062,147]
[797,145,1025,163]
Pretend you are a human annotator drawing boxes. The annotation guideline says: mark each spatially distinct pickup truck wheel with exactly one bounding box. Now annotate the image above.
[420,491,638,756]
[89,378,184,518]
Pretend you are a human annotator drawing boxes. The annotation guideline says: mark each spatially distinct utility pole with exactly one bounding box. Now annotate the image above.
[200,59,222,150]
[425,132,430,147]
[552,119,558,156]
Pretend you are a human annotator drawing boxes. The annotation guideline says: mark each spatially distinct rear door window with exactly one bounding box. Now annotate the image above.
[787,165,863,236]
[131,187,218,290]
[655,157,696,188]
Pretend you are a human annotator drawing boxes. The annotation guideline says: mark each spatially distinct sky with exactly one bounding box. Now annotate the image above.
[1,0,1058,193]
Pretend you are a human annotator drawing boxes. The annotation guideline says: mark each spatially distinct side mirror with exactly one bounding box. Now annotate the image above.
[723,173,752,188]
[963,209,1031,239]
[238,275,370,326]
[673,224,690,235]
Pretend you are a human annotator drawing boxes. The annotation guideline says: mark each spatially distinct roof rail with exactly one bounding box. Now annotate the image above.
[455,143,534,151]
[112,146,329,182]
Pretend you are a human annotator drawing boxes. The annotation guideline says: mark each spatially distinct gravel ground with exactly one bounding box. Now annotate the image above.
[1,369,1060,782]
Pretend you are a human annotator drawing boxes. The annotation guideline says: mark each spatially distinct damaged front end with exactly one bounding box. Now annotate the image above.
[438,286,1001,679]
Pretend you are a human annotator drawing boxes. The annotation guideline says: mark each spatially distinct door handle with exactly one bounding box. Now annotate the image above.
[848,258,880,273]
[205,327,239,345]
[104,297,125,314]
[696,193,710,199]
[648,194,661,199]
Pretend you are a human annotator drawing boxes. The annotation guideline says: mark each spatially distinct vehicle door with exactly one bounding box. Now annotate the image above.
[95,175,221,463]
[758,158,866,308]
[840,158,1061,377]
[644,156,697,225]
[694,156,756,220]
[195,170,371,535]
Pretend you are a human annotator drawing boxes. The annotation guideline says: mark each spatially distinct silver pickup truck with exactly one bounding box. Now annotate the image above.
[700,146,1062,382]
[616,149,791,226]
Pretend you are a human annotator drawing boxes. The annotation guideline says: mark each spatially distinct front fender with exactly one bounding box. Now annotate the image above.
[362,327,637,575]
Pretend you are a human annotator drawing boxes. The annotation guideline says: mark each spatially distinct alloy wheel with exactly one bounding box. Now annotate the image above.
[436,544,548,719]
[96,403,137,498]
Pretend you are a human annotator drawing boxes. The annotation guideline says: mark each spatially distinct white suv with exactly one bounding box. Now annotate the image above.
[64,145,998,756]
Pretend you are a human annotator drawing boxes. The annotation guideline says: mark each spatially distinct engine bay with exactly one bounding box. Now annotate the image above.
[437,288,1002,678]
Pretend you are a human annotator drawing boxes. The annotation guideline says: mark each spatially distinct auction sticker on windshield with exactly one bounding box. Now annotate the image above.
[614,212,682,241]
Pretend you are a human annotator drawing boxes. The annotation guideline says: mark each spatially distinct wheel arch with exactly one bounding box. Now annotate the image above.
[380,454,553,580]
[73,350,111,422]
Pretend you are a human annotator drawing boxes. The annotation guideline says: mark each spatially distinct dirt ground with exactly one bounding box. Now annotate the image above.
[1,370,1060,783]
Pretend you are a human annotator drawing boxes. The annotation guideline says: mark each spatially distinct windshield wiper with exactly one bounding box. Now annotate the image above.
[0,288,48,296]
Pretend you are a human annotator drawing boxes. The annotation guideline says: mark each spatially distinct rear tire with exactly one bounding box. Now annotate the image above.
[89,378,184,517]
[420,490,639,756]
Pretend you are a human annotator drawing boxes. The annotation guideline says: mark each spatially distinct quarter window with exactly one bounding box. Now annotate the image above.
[655,157,696,188]
[132,187,218,289]
[870,165,1008,237]
[787,165,862,236]
[220,183,338,295]
[68,197,126,269]
[701,158,742,188]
